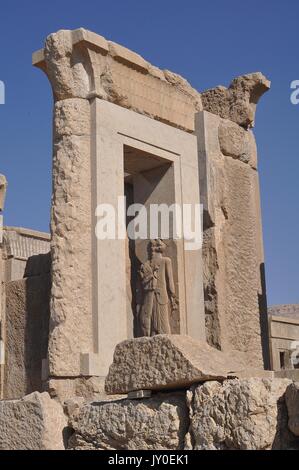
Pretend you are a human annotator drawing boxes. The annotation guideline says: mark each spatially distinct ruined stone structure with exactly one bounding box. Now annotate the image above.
[3,227,50,282]
[0,227,50,400]
[269,305,299,372]
[0,29,298,450]
[30,29,271,398]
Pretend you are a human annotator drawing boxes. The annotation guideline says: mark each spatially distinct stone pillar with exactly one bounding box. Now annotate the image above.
[33,29,205,398]
[196,73,271,369]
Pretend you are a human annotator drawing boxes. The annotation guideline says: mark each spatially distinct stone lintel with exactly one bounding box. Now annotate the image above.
[31,27,154,73]
[32,28,202,132]
[32,28,151,73]
[33,28,271,132]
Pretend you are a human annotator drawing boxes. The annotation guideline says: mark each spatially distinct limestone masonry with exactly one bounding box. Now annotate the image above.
[0,28,298,450]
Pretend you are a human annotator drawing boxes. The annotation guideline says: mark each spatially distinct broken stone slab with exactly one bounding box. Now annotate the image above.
[0,392,67,450]
[105,335,241,395]
[285,382,299,437]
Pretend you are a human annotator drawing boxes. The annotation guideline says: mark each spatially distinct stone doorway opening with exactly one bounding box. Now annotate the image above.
[123,145,180,338]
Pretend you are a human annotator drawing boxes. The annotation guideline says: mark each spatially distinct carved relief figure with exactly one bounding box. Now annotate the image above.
[138,239,178,336]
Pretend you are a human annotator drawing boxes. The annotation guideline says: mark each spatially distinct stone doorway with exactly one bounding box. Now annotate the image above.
[80,99,205,377]
[123,146,180,338]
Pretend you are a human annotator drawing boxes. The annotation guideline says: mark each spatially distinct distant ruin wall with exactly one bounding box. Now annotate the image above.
[3,272,50,399]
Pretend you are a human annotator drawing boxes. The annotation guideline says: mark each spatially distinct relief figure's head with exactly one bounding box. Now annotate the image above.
[150,239,167,255]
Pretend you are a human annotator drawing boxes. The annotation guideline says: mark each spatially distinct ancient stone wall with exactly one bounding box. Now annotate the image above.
[269,307,299,370]
[0,377,298,450]
[3,227,50,281]
[3,271,50,399]
[67,378,299,450]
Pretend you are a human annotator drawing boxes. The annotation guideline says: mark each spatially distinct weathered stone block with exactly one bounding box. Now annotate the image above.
[186,378,297,450]
[201,72,270,128]
[68,392,188,450]
[0,392,67,450]
[285,382,299,436]
[218,119,257,168]
[47,376,106,403]
[4,275,50,399]
[105,335,239,395]
[68,378,299,450]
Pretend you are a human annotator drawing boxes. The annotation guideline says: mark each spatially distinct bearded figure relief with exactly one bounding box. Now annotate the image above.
[138,239,178,337]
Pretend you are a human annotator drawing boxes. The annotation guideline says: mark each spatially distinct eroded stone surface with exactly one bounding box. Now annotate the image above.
[186,378,298,450]
[201,72,270,128]
[0,392,67,450]
[4,276,50,399]
[36,30,271,133]
[105,335,240,394]
[49,98,93,376]
[285,382,299,436]
[34,28,202,132]
[196,111,270,368]
[218,119,257,168]
[68,378,299,450]
[68,392,188,450]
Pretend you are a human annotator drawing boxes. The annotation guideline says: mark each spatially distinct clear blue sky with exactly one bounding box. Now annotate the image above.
[0,0,298,306]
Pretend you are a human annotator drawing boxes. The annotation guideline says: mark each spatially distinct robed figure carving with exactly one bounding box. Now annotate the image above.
[138,239,178,336]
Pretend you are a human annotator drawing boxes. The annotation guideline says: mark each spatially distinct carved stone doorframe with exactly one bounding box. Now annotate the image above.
[81,99,205,377]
